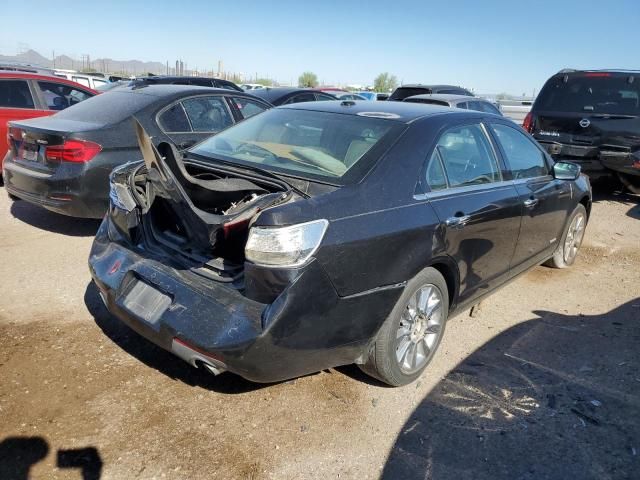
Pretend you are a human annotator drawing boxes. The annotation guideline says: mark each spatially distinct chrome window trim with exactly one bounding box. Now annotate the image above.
[414,179,517,201]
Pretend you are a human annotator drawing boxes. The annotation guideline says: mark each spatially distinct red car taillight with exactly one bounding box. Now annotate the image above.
[523,112,534,133]
[45,139,102,163]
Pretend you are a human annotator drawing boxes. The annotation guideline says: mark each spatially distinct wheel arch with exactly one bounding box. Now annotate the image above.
[427,256,459,310]
[578,194,592,219]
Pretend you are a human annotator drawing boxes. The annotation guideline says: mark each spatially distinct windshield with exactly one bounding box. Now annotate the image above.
[190,108,402,184]
[537,74,640,115]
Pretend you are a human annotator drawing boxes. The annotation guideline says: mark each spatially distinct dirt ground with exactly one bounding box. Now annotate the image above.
[0,184,638,480]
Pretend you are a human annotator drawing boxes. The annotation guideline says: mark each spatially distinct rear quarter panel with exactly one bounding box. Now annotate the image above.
[0,107,53,171]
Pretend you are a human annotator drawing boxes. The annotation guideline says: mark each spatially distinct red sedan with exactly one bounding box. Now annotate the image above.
[1,72,97,179]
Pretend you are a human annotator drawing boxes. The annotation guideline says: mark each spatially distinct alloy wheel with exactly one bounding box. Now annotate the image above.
[395,284,444,374]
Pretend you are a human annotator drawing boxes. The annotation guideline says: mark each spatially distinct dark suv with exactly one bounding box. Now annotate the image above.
[389,84,473,101]
[525,69,640,192]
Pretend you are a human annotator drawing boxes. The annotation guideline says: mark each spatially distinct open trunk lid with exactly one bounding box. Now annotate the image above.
[128,121,297,280]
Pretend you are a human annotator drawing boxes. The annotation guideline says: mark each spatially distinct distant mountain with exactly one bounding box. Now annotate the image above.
[0,49,168,75]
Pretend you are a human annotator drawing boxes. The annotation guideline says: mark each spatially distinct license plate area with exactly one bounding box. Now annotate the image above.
[19,143,39,163]
[120,277,172,328]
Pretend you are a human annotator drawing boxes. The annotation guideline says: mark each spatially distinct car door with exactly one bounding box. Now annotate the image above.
[0,78,48,167]
[157,95,235,149]
[488,122,573,274]
[423,121,522,306]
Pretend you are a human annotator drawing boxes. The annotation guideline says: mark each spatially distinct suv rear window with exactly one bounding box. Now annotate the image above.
[389,87,431,101]
[537,74,640,115]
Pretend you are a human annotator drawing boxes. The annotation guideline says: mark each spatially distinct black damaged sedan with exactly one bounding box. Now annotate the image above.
[89,101,592,386]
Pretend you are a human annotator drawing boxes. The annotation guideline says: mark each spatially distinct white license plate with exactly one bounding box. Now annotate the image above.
[20,147,38,162]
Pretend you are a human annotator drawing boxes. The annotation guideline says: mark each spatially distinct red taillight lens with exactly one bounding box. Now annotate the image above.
[45,139,102,163]
[522,112,534,133]
[584,72,611,77]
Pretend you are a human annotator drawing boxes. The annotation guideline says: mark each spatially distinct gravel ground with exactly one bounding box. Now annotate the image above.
[0,185,638,480]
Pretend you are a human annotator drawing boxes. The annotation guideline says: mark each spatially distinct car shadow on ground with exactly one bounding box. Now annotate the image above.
[9,199,101,236]
[0,436,102,480]
[382,298,640,480]
[83,281,273,394]
[591,180,640,220]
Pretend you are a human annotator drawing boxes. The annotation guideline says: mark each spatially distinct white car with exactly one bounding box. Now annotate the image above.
[241,83,266,91]
[53,70,109,90]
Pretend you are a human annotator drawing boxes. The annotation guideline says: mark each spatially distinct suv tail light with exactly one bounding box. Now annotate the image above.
[523,112,534,133]
[45,139,102,163]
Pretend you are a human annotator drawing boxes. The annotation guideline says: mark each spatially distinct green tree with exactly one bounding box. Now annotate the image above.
[298,71,318,88]
[255,78,273,86]
[373,72,398,92]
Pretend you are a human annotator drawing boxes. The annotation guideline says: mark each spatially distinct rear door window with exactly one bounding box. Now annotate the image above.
[232,97,268,119]
[491,123,549,179]
[158,103,191,132]
[431,124,502,188]
[37,81,92,110]
[182,96,233,132]
[478,101,501,115]
[315,93,338,101]
[0,79,35,109]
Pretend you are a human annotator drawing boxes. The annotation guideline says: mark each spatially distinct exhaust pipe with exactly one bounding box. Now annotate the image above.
[171,338,227,375]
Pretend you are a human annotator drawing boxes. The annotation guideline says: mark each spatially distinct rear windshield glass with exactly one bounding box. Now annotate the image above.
[190,108,403,184]
[52,90,158,124]
[537,74,640,115]
[389,87,430,101]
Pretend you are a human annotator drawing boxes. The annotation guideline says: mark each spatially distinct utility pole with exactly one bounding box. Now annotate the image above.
[52,50,55,69]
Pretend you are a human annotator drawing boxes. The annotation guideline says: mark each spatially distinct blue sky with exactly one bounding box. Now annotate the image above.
[0,0,637,94]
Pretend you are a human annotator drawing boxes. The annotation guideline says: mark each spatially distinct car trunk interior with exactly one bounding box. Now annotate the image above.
[131,129,292,282]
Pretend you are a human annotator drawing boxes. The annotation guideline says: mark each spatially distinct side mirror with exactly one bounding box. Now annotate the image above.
[553,161,581,180]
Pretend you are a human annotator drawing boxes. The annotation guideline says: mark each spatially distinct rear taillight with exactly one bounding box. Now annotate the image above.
[45,139,102,163]
[523,112,534,133]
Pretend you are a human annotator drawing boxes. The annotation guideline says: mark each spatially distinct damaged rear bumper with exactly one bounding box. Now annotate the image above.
[89,218,403,383]
[538,141,639,178]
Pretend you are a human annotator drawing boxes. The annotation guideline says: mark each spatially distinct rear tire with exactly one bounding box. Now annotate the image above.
[359,267,449,387]
[545,204,587,269]
[618,173,640,194]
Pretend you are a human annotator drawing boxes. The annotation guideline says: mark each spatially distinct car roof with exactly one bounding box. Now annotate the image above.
[249,87,331,102]
[556,68,640,75]
[278,99,465,123]
[113,83,250,98]
[397,84,468,90]
[405,94,478,103]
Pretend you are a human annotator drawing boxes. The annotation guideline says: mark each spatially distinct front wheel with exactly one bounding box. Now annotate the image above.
[359,267,449,386]
[545,204,587,269]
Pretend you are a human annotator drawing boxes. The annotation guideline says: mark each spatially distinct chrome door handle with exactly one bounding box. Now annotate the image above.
[445,215,471,228]
[523,198,539,208]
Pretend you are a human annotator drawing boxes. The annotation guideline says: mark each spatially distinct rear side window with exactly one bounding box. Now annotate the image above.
[182,96,233,132]
[37,81,92,111]
[52,90,156,124]
[232,97,268,119]
[478,102,501,115]
[158,103,191,132]
[431,124,502,188]
[315,93,337,101]
[491,124,548,179]
[537,74,640,115]
[425,149,448,191]
[0,79,34,109]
